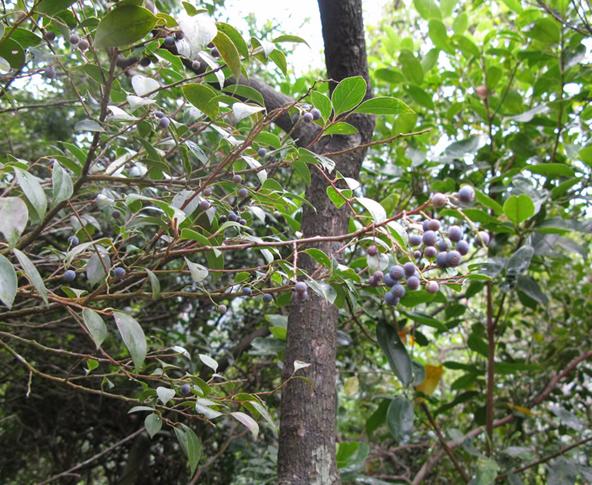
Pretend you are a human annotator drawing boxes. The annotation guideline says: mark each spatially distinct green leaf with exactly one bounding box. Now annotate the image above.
[0,255,18,309]
[51,160,73,206]
[366,399,390,437]
[273,34,310,46]
[146,269,160,300]
[113,311,147,371]
[217,23,249,58]
[475,189,503,215]
[474,457,499,485]
[212,30,241,78]
[144,413,162,438]
[94,6,157,49]
[82,308,108,349]
[303,248,331,269]
[183,83,219,119]
[174,425,203,475]
[355,96,413,115]
[14,168,47,220]
[428,19,449,50]
[356,197,387,223]
[336,441,369,470]
[399,50,424,84]
[13,249,48,304]
[311,91,332,120]
[269,49,287,76]
[376,322,413,387]
[231,411,259,439]
[324,122,358,135]
[452,13,468,34]
[0,39,25,69]
[527,163,575,178]
[331,76,367,116]
[387,396,414,442]
[0,197,28,246]
[525,18,560,44]
[414,0,441,19]
[224,84,264,105]
[503,194,535,224]
[37,0,76,15]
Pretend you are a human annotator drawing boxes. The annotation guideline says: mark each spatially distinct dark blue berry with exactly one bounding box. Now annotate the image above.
[436,252,448,268]
[199,200,211,210]
[458,185,475,203]
[409,234,422,246]
[403,262,416,277]
[191,60,201,71]
[238,188,249,198]
[232,174,242,184]
[476,231,490,247]
[424,246,437,258]
[422,230,437,246]
[311,108,322,120]
[303,112,314,123]
[181,383,191,395]
[383,273,396,287]
[159,117,171,129]
[263,293,273,303]
[438,239,449,251]
[448,225,463,242]
[68,235,79,246]
[164,36,175,47]
[384,291,398,305]
[392,284,406,298]
[295,282,307,294]
[457,240,470,255]
[446,250,462,267]
[407,275,420,290]
[242,287,252,296]
[390,265,405,280]
[427,219,440,231]
[113,267,126,279]
[228,211,239,222]
[63,270,76,282]
[257,147,267,158]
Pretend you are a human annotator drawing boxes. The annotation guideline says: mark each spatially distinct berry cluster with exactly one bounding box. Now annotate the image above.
[367,186,488,307]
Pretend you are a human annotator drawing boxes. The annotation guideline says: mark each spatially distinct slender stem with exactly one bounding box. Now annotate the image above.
[420,402,469,483]
[485,281,495,455]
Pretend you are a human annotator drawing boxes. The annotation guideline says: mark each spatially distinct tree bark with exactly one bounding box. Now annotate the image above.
[277,1,374,484]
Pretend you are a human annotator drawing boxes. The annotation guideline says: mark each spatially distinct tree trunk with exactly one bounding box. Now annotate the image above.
[277,1,374,483]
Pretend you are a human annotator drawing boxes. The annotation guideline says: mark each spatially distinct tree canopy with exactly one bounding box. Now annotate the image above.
[0,0,591,484]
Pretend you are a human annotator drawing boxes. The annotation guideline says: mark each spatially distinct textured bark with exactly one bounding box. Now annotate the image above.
[277,1,374,484]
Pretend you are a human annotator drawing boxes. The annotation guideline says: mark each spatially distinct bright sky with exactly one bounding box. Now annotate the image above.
[223,0,389,73]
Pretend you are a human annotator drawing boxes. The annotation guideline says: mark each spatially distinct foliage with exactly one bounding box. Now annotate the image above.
[0,0,591,483]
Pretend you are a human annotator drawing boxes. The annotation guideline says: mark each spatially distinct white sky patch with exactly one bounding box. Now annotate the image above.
[222,0,389,74]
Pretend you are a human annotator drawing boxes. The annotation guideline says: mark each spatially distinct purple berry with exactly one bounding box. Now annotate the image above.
[438,239,449,251]
[218,304,227,313]
[239,218,247,225]
[238,188,249,198]
[154,110,165,119]
[210,47,220,57]
[69,33,80,44]
[426,281,440,294]
[458,185,475,203]
[44,31,56,42]
[384,291,398,305]
[228,211,239,222]
[113,267,126,279]
[175,31,184,40]
[263,293,273,303]
[112,210,121,219]
[203,186,213,197]
[446,250,462,267]
[232,174,242,184]
[448,225,463,242]
[181,383,191,395]
[159,117,171,129]
[403,262,416,277]
[257,147,267,158]
[199,200,211,210]
[414,250,422,259]
[373,270,384,280]
[77,39,89,51]
[44,66,56,79]
[422,230,437,247]
[422,220,431,231]
[191,59,201,71]
[367,245,378,256]
[311,108,322,120]
[164,36,175,47]
[436,252,448,268]
[295,281,307,294]
[407,275,420,290]
[431,193,448,208]
[424,246,437,258]
[427,219,441,231]
[409,234,422,246]
[476,231,490,247]
[294,289,309,302]
[63,270,76,282]
[390,265,405,280]
[303,112,314,123]
[457,240,470,255]
[392,284,406,299]
[242,287,252,296]
[383,273,396,287]
[68,235,79,246]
